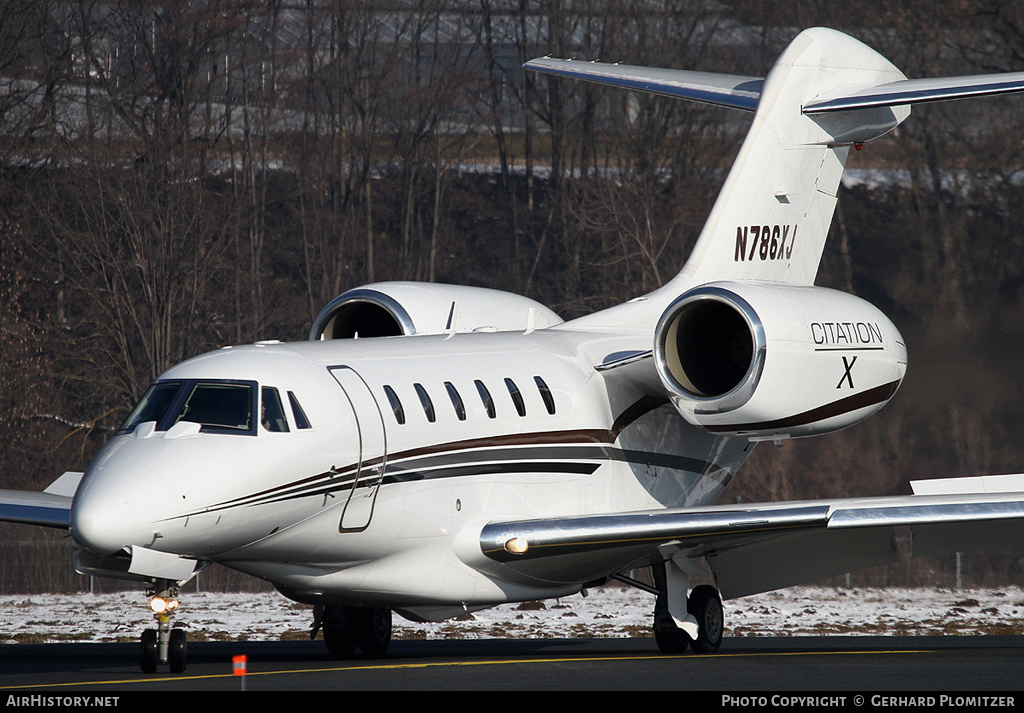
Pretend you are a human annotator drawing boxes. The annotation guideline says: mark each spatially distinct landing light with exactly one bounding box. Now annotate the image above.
[149,596,179,613]
[504,536,529,555]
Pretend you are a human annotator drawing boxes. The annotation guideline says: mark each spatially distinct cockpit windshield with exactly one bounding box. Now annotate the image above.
[120,380,257,435]
[121,382,182,432]
[175,383,254,432]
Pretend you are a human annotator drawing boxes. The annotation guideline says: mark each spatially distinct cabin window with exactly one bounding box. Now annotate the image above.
[121,381,182,432]
[505,378,526,417]
[174,382,255,434]
[414,383,435,423]
[475,379,495,419]
[445,382,466,421]
[287,391,312,429]
[534,376,556,415]
[261,387,290,432]
[383,385,405,425]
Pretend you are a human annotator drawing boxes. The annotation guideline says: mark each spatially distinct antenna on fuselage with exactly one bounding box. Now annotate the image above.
[445,301,459,337]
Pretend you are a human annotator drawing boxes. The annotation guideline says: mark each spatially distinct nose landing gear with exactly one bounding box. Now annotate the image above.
[140,579,187,673]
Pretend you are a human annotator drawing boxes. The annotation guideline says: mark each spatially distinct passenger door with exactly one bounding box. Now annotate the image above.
[329,366,387,532]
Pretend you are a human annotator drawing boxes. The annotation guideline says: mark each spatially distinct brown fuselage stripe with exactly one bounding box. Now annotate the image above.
[703,380,902,433]
[180,395,675,516]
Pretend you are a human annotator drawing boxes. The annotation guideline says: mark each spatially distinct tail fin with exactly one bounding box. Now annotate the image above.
[678,28,908,286]
[526,27,1024,288]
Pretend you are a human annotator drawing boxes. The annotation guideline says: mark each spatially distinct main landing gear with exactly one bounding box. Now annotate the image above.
[649,560,724,655]
[313,605,392,658]
[139,579,188,673]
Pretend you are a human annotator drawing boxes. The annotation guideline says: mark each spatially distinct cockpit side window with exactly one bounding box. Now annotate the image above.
[288,391,312,429]
[120,382,182,433]
[261,387,290,432]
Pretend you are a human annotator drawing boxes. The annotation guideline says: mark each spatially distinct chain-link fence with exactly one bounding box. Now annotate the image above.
[0,523,272,595]
[4,522,1023,596]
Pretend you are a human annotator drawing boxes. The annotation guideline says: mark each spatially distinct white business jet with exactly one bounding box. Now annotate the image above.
[5,27,1024,673]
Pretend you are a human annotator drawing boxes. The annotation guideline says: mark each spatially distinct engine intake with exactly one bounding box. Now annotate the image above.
[657,286,765,412]
[310,282,563,340]
[312,289,413,340]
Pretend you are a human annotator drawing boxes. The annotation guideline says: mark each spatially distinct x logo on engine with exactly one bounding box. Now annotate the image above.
[836,356,857,389]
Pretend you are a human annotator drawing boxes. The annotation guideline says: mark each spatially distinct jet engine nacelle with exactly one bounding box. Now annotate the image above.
[310,281,563,340]
[654,282,907,439]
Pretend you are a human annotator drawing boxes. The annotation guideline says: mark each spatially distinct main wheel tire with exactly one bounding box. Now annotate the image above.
[688,585,724,654]
[140,628,158,673]
[323,620,357,657]
[654,622,690,654]
[652,594,689,654]
[353,607,391,657]
[168,628,187,673]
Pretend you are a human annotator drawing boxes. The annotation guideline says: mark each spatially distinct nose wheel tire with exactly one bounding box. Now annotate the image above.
[139,627,187,673]
[168,628,188,673]
[140,629,158,674]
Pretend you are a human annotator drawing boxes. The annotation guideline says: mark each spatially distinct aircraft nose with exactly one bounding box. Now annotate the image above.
[70,488,138,555]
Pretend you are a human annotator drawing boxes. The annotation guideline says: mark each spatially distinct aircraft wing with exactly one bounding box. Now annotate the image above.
[479,474,1024,599]
[0,472,82,529]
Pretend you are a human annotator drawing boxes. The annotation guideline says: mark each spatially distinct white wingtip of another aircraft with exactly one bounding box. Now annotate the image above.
[911,473,1024,496]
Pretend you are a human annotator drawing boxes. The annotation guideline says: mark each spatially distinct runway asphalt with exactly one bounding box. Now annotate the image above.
[1,635,1023,695]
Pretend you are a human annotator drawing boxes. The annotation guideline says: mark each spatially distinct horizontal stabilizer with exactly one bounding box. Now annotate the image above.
[526,55,1024,118]
[524,58,763,112]
[805,72,1024,113]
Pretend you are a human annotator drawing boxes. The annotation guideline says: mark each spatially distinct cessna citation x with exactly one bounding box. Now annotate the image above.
[6,27,1024,673]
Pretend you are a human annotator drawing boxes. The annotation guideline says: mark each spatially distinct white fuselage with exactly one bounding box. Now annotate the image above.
[70,325,751,620]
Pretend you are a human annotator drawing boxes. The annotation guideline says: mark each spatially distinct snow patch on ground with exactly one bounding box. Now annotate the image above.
[3,586,1024,644]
